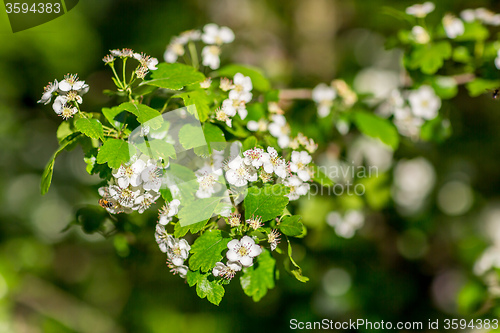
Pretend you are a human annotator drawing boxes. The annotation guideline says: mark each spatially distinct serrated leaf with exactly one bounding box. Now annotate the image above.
[215,64,271,92]
[408,41,452,75]
[102,105,127,130]
[120,102,163,130]
[141,63,206,90]
[175,90,211,122]
[186,269,203,287]
[244,184,290,222]
[196,274,225,305]
[178,124,206,150]
[242,136,258,152]
[189,230,231,273]
[352,110,399,150]
[278,215,304,237]
[240,250,275,302]
[41,133,81,195]
[96,139,136,169]
[135,139,176,161]
[75,118,104,141]
[174,219,209,238]
[194,123,226,156]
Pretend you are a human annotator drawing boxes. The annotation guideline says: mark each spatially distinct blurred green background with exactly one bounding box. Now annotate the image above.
[2,0,500,332]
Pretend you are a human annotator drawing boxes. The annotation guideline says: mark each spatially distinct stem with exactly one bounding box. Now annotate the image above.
[122,57,128,86]
[188,42,199,70]
[109,63,123,89]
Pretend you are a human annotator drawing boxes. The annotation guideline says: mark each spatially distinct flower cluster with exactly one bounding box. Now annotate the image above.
[155,225,190,278]
[224,147,312,201]
[216,73,253,127]
[98,155,163,214]
[327,210,365,238]
[377,85,441,139]
[164,24,234,70]
[37,74,89,120]
[312,83,337,118]
[460,7,500,26]
[104,48,159,79]
[212,236,262,280]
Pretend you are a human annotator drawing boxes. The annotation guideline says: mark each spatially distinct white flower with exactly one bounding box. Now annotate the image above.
[312,83,336,118]
[52,95,77,120]
[216,108,233,127]
[180,29,201,41]
[495,50,500,70]
[246,215,263,230]
[112,159,146,189]
[155,224,169,253]
[474,246,500,275]
[290,151,312,182]
[226,236,262,267]
[261,147,287,178]
[140,162,162,192]
[243,148,264,168]
[200,77,212,89]
[98,186,127,214]
[408,85,441,120]
[460,9,476,22]
[268,229,281,251]
[38,80,58,105]
[376,89,405,117]
[108,185,141,208]
[164,37,186,63]
[327,210,365,238]
[225,156,257,187]
[247,119,268,132]
[411,26,430,44]
[59,74,88,93]
[213,261,242,279]
[405,2,435,18]
[393,106,424,138]
[166,237,191,266]
[202,45,221,70]
[475,8,500,26]
[133,53,158,70]
[268,114,291,148]
[134,191,159,214]
[169,263,188,279]
[443,14,464,39]
[231,73,253,95]
[283,176,310,201]
[201,23,235,45]
[158,199,181,225]
[196,166,222,198]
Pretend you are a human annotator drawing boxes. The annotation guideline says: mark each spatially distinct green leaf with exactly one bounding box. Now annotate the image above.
[120,102,163,130]
[141,63,206,90]
[174,90,211,122]
[408,41,452,74]
[163,164,198,202]
[244,184,289,222]
[352,110,399,150]
[41,133,81,195]
[56,121,75,143]
[102,105,127,130]
[215,64,271,92]
[431,76,458,100]
[278,215,304,237]
[242,136,258,152]
[194,123,226,156]
[465,78,500,97]
[75,118,104,141]
[196,273,225,306]
[420,116,452,143]
[96,139,136,169]
[189,230,231,273]
[178,197,221,227]
[178,124,206,150]
[174,219,209,238]
[240,250,276,302]
[452,46,472,63]
[285,237,309,283]
[135,139,176,161]
[455,21,489,41]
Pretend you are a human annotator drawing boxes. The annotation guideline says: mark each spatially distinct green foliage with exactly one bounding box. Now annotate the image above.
[135,139,176,161]
[175,90,211,122]
[407,42,452,75]
[278,215,304,237]
[285,237,309,283]
[40,133,81,195]
[189,230,231,273]
[177,197,221,227]
[187,270,225,306]
[174,220,209,238]
[311,163,334,187]
[102,105,127,130]
[244,184,290,221]
[120,102,163,130]
[194,123,226,156]
[141,63,206,90]
[352,110,399,150]
[240,250,276,301]
[75,117,104,141]
[178,124,206,150]
[96,139,136,169]
[242,136,258,151]
[465,78,500,97]
[215,64,271,91]
[431,76,458,100]
[456,21,489,41]
[420,115,452,142]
